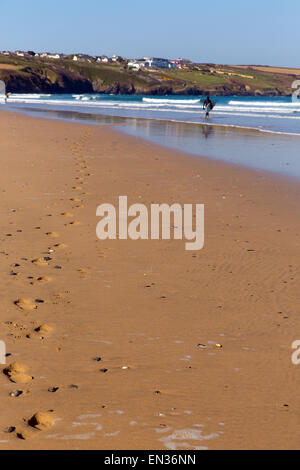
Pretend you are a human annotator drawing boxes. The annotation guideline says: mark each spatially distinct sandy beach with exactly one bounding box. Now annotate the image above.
[0,109,299,450]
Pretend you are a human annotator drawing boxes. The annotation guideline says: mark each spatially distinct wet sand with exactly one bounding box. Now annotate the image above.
[0,109,300,449]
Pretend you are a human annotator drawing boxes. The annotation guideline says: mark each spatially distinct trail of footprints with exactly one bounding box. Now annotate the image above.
[3,131,94,440]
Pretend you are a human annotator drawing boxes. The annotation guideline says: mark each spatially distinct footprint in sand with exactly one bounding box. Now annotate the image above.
[15,298,37,311]
[70,198,81,203]
[31,276,52,285]
[15,428,36,440]
[9,271,21,277]
[73,186,83,191]
[32,258,49,267]
[27,324,53,339]
[3,362,34,384]
[61,212,73,217]
[46,232,59,238]
[16,412,55,439]
[53,243,67,249]
[65,221,80,227]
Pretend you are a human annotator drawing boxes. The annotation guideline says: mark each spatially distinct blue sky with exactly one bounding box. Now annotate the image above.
[1,0,299,66]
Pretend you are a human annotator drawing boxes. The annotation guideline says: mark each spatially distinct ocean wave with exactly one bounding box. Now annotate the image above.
[143,98,200,104]
[7,97,300,121]
[6,93,300,136]
[229,100,300,107]
[9,96,299,115]
[10,94,51,99]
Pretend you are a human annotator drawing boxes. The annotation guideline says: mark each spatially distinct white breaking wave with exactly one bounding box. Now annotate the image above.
[215,105,300,114]
[229,100,300,107]
[143,98,200,104]
[10,94,51,99]
[8,96,201,110]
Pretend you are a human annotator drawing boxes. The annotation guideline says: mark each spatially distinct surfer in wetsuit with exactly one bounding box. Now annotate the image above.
[203,96,213,118]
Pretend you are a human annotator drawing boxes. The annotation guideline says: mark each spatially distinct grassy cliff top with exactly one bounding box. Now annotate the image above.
[0,55,299,95]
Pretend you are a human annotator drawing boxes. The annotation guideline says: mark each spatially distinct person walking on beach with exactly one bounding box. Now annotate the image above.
[203,96,214,118]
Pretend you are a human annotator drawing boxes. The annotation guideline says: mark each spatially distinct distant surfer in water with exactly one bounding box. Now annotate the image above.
[203,96,214,118]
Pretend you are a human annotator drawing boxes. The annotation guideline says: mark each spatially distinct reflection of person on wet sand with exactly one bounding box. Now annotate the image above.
[202,124,214,139]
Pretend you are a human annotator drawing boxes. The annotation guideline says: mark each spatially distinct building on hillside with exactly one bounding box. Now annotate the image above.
[169,58,191,69]
[143,57,176,69]
[74,54,93,62]
[97,55,110,63]
[39,52,63,59]
[128,60,145,70]
[48,53,62,59]
[15,50,27,57]
[111,55,125,63]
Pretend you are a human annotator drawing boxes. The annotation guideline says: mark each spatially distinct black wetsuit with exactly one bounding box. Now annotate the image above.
[203,97,213,116]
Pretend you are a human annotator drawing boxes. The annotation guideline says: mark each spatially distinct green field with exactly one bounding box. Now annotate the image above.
[0,54,297,95]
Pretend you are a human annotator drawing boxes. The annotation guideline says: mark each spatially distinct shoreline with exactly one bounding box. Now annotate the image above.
[0,109,300,449]
[6,103,300,137]
[4,105,300,183]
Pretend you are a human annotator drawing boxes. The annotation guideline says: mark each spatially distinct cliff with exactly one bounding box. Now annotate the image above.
[0,55,298,96]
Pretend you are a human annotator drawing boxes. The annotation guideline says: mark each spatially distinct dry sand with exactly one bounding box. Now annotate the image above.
[0,110,299,450]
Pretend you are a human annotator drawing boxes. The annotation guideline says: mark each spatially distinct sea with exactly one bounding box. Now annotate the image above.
[2,93,300,179]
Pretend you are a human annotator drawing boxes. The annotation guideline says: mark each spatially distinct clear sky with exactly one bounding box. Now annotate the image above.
[1,0,299,67]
